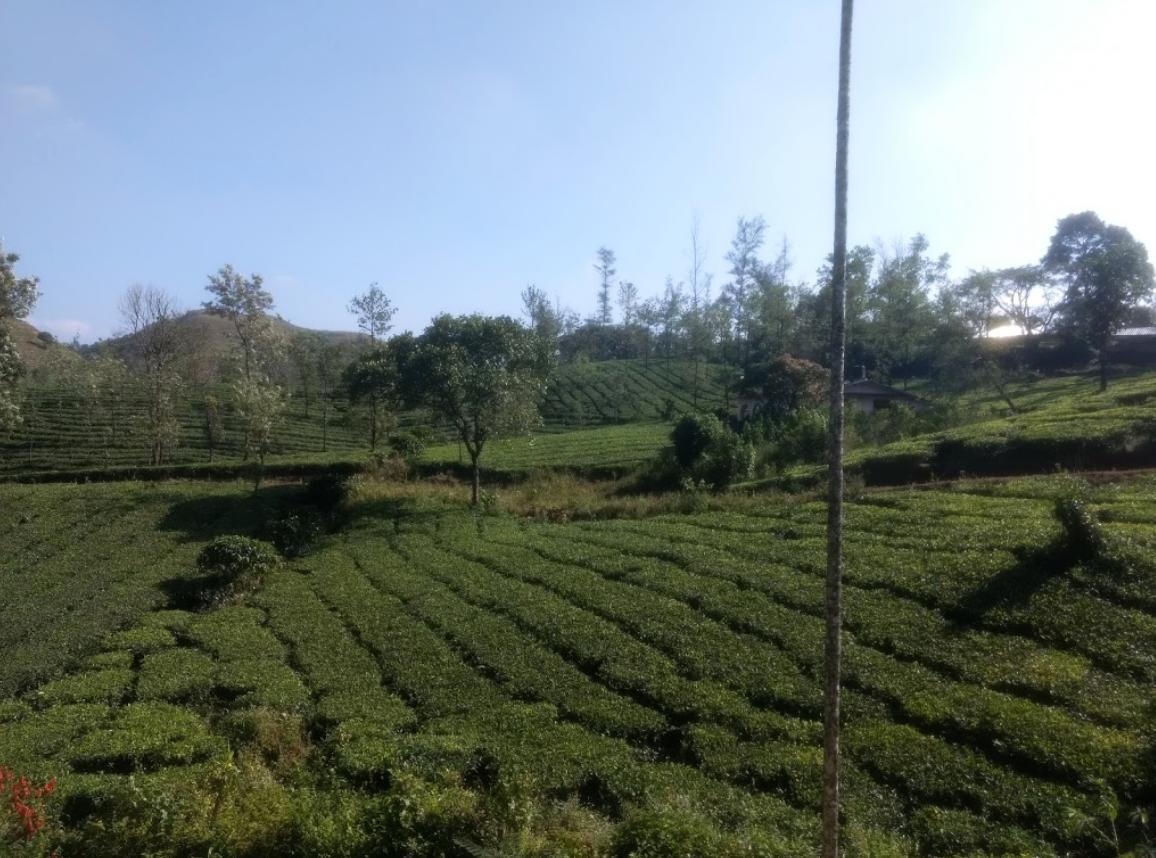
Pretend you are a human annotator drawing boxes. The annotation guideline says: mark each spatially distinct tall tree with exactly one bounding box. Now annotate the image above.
[594,247,616,325]
[617,281,639,327]
[348,284,398,445]
[119,285,185,465]
[521,284,563,350]
[1043,211,1154,390]
[823,2,854,856]
[348,283,396,344]
[204,265,282,460]
[343,339,408,451]
[0,244,40,431]
[203,265,276,382]
[402,315,553,504]
[724,215,766,365]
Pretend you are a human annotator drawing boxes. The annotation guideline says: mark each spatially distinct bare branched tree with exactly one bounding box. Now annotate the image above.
[120,284,185,465]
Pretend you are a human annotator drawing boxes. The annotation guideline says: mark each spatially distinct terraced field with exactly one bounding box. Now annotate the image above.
[540,360,726,428]
[2,475,1153,855]
[421,422,672,475]
[1,360,720,476]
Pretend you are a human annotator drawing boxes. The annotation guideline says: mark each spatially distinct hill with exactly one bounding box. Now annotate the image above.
[1,474,1152,854]
[2,317,68,371]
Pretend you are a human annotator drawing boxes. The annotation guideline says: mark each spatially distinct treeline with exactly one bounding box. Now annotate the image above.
[0,209,1152,481]
[536,211,1155,393]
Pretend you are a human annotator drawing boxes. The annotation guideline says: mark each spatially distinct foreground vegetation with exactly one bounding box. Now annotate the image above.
[1,474,1152,855]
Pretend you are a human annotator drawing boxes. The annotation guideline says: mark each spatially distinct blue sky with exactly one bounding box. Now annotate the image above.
[3,1,1154,342]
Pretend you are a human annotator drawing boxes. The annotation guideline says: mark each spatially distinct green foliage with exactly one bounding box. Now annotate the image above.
[3,477,1156,854]
[670,413,723,468]
[195,536,280,605]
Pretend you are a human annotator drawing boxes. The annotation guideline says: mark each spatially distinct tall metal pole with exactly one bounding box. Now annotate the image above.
[822,1,854,856]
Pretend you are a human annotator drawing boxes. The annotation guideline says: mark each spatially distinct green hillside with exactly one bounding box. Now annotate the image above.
[836,369,1156,485]
[0,359,721,476]
[1,476,1153,855]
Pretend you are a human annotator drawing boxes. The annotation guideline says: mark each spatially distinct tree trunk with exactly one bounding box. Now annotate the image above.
[823,2,854,857]
[370,395,378,451]
[1099,347,1108,392]
[470,452,481,506]
[321,394,329,452]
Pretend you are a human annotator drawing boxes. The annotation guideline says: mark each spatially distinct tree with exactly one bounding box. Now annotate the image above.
[348,283,396,344]
[288,332,322,417]
[232,375,286,488]
[1043,211,1154,390]
[0,244,40,431]
[204,265,282,461]
[724,215,766,365]
[594,247,616,325]
[863,235,945,382]
[120,285,185,465]
[343,340,407,451]
[521,285,563,350]
[402,315,553,504]
[823,2,854,856]
[348,284,397,446]
[203,394,225,462]
[992,265,1057,336]
[203,265,276,382]
[617,281,639,327]
[316,341,349,452]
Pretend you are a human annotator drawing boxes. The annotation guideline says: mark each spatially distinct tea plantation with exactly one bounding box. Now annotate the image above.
[2,475,1153,855]
[0,360,721,476]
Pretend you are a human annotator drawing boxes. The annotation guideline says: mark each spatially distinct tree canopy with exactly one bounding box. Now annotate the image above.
[1044,211,1155,389]
[402,314,554,503]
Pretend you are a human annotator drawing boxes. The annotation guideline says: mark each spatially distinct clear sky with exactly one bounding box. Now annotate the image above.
[3,1,1154,342]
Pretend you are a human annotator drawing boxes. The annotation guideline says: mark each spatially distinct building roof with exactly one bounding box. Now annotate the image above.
[1118,327,1156,337]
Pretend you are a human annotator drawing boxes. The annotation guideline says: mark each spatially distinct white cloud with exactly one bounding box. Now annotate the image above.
[2,83,59,113]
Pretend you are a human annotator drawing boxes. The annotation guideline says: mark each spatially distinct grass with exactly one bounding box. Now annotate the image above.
[1,474,1153,855]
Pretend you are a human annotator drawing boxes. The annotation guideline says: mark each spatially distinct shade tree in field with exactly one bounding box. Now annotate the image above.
[204,265,285,461]
[0,244,39,431]
[119,284,186,465]
[347,284,397,446]
[1043,211,1155,390]
[401,314,554,504]
[343,336,413,451]
[203,265,277,383]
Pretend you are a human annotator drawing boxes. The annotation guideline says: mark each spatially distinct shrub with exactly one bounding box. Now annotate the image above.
[671,413,725,469]
[766,406,828,470]
[303,474,352,516]
[388,429,427,460]
[269,510,324,558]
[195,536,280,607]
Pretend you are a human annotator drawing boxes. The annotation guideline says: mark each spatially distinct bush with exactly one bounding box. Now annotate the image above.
[766,406,828,470]
[671,413,725,469]
[194,536,280,607]
[387,429,427,460]
[303,474,352,516]
[269,510,324,558]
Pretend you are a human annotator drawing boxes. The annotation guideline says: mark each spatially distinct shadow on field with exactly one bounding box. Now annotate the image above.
[345,496,448,534]
[949,541,1074,622]
[157,485,302,543]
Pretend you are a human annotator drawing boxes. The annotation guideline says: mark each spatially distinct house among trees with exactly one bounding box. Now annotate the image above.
[843,374,925,413]
[735,367,924,419]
